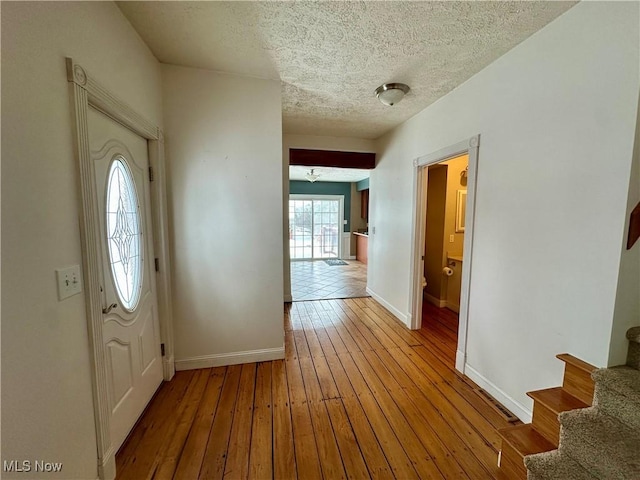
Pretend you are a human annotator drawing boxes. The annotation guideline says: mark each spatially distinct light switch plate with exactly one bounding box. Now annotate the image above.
[56,265,82,300]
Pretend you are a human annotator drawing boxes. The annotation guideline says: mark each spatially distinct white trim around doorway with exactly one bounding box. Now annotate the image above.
[66,58,175,480]
[408,135,480,376]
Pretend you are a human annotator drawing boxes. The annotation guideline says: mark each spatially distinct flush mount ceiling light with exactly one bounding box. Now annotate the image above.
[375,83,410,106]
[306,168,320,183]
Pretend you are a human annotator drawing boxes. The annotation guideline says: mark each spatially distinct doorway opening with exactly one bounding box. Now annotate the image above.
[287,167,371,302]
[409,135,480,374]
[421,154,468,365]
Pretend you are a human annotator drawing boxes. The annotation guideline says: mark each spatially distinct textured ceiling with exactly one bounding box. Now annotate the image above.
[289,165,369,183]
[118,1,577,139]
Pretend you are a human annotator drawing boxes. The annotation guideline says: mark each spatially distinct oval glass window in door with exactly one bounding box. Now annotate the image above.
[105,156,143,311]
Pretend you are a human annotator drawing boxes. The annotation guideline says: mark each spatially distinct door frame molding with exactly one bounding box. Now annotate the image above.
[289,194,345,261]
[66,58,175,480]
[408,135,480,374]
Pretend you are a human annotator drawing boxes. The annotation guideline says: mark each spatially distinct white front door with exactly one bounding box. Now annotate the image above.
[88,107,163,452]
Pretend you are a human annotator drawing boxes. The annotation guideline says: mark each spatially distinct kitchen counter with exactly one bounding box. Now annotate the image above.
[353,232,368,264]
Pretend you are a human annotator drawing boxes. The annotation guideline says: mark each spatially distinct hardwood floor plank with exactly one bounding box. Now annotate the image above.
[272,360,297,480]
[285,330,298,360]
[285,359,323,480]
[298,356,348,479]
[117,299,513,480]
[324,325,349,355]
[324,354,394,479]
[337,353,421,479]
[154,368,211,479]
[198,365,242,479]
[223,363,257,480]
[174,368,226,479]
[348,350,445,479]
[325,398,370,479]
[372,348,494,479]
[248,362,272,480]
[117,370,195,480]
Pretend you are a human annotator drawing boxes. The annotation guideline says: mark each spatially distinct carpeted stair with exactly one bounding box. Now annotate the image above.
[525,327,640,480]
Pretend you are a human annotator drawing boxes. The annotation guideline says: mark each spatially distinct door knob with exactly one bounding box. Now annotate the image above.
[102,303,117,314]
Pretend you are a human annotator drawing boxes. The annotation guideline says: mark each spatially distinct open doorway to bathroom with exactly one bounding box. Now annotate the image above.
[409,135,480,374]
[421,154,468,365]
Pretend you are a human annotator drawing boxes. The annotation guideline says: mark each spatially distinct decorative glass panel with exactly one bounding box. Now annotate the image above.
[106,156,143,311]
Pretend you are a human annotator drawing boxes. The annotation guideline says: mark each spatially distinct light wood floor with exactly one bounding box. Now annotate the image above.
[116,298,516,479]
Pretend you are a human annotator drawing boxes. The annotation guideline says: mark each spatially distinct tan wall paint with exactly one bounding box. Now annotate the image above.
[1,2,163,478]
[442,154,469,308]
[442,154,469,259]
[424,165,447,301]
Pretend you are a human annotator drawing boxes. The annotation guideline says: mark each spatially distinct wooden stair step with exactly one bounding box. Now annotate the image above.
[498,424,556,457]
[528,387,589,414]
[527,387,589,445]
[557,353,597,405]
[556,354,597,375]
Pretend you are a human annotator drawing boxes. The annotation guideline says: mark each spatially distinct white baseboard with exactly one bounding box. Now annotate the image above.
[464,363,532,423]
[98,447,116,480]
[424,293,447,308]
[348,256,356,260]
[163,355,175,381]
[175,346,285,371]
[455,350,466,373]
[366,287,408,326]
[284,294,293,302]
[447,302,460,313]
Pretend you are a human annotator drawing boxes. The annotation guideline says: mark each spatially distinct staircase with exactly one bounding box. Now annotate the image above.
[497,327,640,479]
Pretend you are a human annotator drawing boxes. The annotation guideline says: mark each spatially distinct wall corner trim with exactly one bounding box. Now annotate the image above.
[365,287,409,326]
[175,347,285,371]
[464,363,532,423]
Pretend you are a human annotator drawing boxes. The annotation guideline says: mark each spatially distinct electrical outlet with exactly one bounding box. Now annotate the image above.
[56,265,82,300]
[449,234,455,243]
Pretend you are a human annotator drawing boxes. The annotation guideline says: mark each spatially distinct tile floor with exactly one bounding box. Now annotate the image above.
[290,260,369,301]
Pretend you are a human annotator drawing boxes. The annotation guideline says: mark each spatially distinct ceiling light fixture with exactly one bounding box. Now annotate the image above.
[306,169,320,183]
[375,83,410,106]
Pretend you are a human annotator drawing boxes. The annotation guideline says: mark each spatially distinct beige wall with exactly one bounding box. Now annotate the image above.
[424,165,447,301]
[162,65,284,367]
[1,2,163,478]
[442,155,468,309]
[442,155,469,259]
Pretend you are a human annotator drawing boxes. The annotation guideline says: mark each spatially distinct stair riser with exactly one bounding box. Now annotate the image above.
[500,441,527,479]
[627,341,640,370]
[531,402,560,446]
[594,384,640,430]
[562,364,595,405]
[559,423,640,479]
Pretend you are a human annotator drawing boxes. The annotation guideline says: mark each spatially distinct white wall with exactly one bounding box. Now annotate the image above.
[609,94,640,366]
[282,134,376,300]
[371,1,639,420]
[1,2,163,478]
[162,65,284,368]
